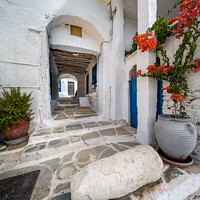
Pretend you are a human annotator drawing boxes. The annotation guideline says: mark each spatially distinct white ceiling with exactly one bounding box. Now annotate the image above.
[124,0,180,20]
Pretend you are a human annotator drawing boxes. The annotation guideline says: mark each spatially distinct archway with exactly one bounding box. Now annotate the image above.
[58,73,78,98]
[47,15,102,114]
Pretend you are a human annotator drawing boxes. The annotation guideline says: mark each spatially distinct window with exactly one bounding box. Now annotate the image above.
[70,25,82,37]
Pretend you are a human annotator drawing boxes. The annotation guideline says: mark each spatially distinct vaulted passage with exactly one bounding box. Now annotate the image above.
[49,48,98,116]
[51,49,96,74]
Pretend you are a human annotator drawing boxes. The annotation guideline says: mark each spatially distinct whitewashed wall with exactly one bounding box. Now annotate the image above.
[50,25,101,55]
[124,17,137,51]
[0,0,111,126]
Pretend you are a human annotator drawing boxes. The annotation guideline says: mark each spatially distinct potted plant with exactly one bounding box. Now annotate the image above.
[132,0,200,161]
[0,87,34,141]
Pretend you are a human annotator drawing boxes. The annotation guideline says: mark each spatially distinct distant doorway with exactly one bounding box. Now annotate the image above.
[68,81,75,96]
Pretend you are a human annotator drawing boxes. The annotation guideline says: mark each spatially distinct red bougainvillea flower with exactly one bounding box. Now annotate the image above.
[132,32,157,52]
[190,63,200,72]
[173,0,200,36]
[131,70,142,78]
[193,59,200,62]
[146,65,171,76]
[170,93,182,101]
[161,86,173,90]
[170,17,179,24]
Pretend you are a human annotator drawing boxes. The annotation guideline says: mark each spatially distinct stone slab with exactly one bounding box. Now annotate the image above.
[66,124,83,131]
[51,193,71,200]
[100,128,116,136]
[71,145,163,200]
[48,139,69,148]
[98,121,113,126]
[116,127,133,136]
[0,170,40,200]
[81,131,100,141]
[83,122,100,128]
[54,115,68,120]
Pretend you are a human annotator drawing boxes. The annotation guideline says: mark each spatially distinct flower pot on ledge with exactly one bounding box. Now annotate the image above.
[154,115,197,161]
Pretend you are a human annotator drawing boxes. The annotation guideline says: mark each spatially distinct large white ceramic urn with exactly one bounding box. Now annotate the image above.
[154,115,197,161]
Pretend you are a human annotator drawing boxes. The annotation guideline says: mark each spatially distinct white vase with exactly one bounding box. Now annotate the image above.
[154,115,197,161]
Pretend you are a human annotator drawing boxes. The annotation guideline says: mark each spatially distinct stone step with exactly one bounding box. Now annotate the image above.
[0,140,141,200]
[41,114,101,129]
[117,164,200,200]
[29,120,132,145]
[19,126,137,164]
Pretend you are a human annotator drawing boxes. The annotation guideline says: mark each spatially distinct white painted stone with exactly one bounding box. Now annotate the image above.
[70,145,163,200]
[131,173,200,200]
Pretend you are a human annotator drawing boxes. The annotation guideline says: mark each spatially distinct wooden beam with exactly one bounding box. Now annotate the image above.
[56,62,88,68]
[54,58,90,65]
[57,65,87,71]
[51,49,95,59]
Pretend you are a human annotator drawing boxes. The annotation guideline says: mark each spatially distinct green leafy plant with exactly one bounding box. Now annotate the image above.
[147,17,173,48]
[0,87,34,131]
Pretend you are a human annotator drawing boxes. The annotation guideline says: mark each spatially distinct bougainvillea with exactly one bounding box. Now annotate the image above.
[132,32,157,52]
[131,0,200,117]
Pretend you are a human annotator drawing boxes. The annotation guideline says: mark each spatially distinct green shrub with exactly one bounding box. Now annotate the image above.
[0,87,34,131]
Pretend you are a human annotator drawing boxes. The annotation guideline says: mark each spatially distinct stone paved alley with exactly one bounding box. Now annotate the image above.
[0,102,200,200]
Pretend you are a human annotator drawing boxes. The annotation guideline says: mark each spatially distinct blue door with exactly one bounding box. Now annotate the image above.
[156,80,163,119]
[129,76,138,128]
[86,74,89,94]
[156,57,163,119]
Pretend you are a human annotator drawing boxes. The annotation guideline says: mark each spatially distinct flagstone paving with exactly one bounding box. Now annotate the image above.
[0,118,138,200]
[52,106,98,120]
[1,104,200,200]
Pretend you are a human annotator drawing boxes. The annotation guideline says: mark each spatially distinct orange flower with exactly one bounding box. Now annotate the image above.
[133,32,157,53]
[193,59,200,62]
[131,70,142,78]
[161,86,173,90]
[170,17,179,24]
[147,71,154,76]
[190,63,200,72]
[170,93,182,101]
[146,65,154,70]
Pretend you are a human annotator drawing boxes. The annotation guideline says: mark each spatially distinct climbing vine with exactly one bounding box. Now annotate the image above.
[131,0,200,118]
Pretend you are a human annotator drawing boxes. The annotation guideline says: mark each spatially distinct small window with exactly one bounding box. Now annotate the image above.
[70,25,82,37]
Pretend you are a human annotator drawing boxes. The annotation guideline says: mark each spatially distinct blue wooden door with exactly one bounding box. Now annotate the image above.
[156,80,163,119]
[129,76,138,128]
[156,57,163,119]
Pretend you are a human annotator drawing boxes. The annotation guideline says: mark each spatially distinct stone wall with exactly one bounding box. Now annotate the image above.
[158,36,200,122]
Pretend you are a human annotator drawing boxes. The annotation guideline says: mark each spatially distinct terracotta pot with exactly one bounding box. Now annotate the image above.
[154,115,197,161]
[1,118,30,141]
